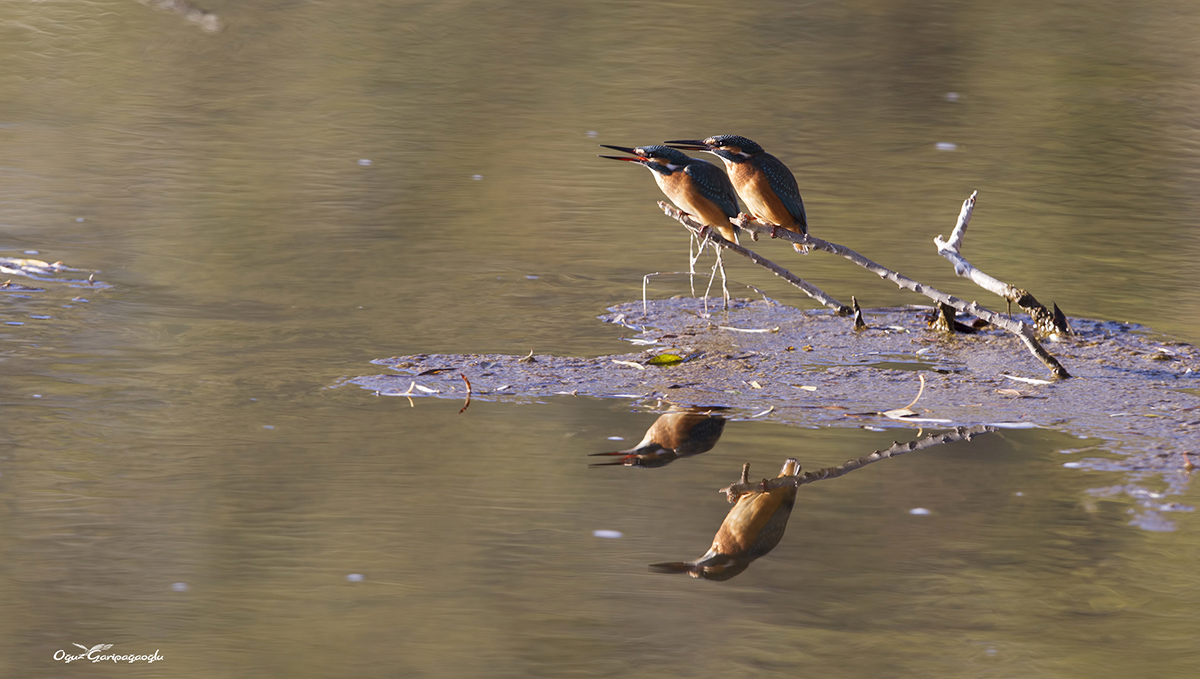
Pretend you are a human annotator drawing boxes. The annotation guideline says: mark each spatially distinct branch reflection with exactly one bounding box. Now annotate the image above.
[650,425,996,581]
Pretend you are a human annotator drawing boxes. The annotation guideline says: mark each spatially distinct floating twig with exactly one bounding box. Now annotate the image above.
[458,373,472,414]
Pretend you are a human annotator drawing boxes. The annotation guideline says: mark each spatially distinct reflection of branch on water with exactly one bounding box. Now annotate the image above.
[720,425,996,500]
[651,426,996,580]
[590,407,726,468]
[137,0,223,33]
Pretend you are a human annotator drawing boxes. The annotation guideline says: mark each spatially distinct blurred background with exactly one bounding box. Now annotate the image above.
[1,1,1197,677]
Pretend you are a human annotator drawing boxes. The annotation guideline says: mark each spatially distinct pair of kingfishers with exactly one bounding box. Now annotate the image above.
[600,135,807,244]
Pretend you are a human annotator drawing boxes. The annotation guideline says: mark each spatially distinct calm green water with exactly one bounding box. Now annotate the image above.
[2,1,1198,677]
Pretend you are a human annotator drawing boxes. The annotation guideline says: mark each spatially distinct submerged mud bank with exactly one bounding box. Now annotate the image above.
[349,297,1198,472]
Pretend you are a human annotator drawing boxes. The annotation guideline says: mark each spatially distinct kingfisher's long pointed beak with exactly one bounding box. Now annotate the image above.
[588,459,631,467]
[587,451,638,467]
[599,144,639,154]
[598,144,645,163]
[663,139,710,151]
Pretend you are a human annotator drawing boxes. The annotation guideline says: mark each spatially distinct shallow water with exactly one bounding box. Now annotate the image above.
[2,1,1199,677]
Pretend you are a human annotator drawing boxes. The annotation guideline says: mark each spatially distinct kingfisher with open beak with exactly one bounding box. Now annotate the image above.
[599,144,741,243]
[650,458,801,580]
[665,135,807,239]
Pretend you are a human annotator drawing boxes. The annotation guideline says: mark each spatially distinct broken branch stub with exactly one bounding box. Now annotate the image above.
[851,296,867,331]
[934,192,1071,337]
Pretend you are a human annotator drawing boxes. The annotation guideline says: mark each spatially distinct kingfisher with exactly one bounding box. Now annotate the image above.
[665,135,807,238]
[650,458,800,580]
[599,144,741,243]
[588,407,726,468]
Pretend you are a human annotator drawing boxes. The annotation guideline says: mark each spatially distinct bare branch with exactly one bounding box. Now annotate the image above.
[723,211,1070,378]
[934,192,1071,336]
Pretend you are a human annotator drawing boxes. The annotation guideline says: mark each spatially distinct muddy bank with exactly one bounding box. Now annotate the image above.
[348,297,1198,469]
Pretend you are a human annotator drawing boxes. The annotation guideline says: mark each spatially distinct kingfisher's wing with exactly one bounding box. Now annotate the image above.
[683,160,740,218]
[760,154,807,228]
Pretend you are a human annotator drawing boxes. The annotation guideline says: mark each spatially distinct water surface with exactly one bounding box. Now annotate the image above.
[1,1,1198,677]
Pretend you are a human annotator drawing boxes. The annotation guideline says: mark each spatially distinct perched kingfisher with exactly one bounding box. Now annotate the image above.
[599,144,741,243]
[665,135,807,237]
[650,458,801,580]
[588,407,726,468]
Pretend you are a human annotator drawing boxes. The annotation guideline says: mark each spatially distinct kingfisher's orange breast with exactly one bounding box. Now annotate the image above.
[655,171,738,242]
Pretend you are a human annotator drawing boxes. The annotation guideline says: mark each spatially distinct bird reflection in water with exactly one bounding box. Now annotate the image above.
[650,458,801,581]
[589,406,727,468]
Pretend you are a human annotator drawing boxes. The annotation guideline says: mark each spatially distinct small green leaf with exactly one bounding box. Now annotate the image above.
[647,353,684,366]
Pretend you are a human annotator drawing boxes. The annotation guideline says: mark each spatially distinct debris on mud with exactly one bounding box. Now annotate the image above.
[349,296,1197,461]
